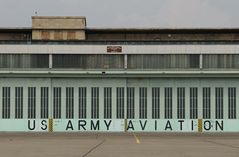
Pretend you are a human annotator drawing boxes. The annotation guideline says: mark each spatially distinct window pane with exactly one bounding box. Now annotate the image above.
[2,87,10,119]
[228,88,236,119]
[177,88,185,119]
[28,87,36,119]
[127,88,135,119]
[53,87,61,119]
[79,87,87,119]
[66,87,74,119]
[15,87,23,119]
[203,88,211,119]
[41,87,49,119]
[190,88,198,119]
[152,88,160,119]
[139,87,147,119]
[165,88,172,119]
[215,88,223,119]
[116,87,124,119]
[91,87,99,118]
[104,87,112,119]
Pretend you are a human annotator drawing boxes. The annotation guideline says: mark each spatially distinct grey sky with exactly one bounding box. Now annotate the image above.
[0,0,238,28]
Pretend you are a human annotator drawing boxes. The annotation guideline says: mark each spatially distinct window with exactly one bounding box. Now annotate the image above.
[127,88,135,119]
[152,88,160,119]
[0,54,49,68]
[41,87,49,119]
[53,54,124,69]
[128,54,199,69]
[215,88,223,119]
[228,88,236,119]
[165,88,172,119]
[15,87,23,119]
[28,87,36,119]
[203,54,239,69]
[53,87,61,119]
[2,87,10,119]
[203,88,211,119]
[177,88,185,119]
[79,87,87,119]
[116,87,124,119]
[104,87,112,119]
[91,87,99,119]
[139,87,147,119]
[66,87,74,119]
[190,88,198,119]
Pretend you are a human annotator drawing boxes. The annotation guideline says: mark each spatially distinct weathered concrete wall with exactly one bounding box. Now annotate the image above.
[32,16,86,40]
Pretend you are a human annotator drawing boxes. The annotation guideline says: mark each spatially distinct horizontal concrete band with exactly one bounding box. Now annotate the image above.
[0,119,237,133]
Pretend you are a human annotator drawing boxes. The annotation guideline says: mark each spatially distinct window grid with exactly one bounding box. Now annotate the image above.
[2,87,10,119]
[215,87,223,119]
[79,87,87,119]
[152,88,160,119]
[190,88,198,119]
[116,87,124,119]
[66,87,74,119]
[228,87,236,119]
[203,88,211,119]
[177,88,185,119]
[127,88,135,119]
[91,87,99,119]
[15,87,23,119]
[40,87,49,119]
[139,87,147,119]
[28,87,36,119]
[53,87,61,119]
[104,87,112,119]
[165,88,172,119]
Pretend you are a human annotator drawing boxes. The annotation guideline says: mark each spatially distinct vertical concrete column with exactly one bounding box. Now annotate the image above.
[112,87,116,119]
[61,86,66,119]
[86,87,91,119]
[36,86,41,119]
[10,87,15,119]
[49,54,53,69]
[172,87,177,119]
[199,54,203,69]
[211,87,215,119]
[198,87,203,119]
[223,87,228,119]
[185,87,190,119]
[147,86,152,119]
[23,87,28,118]
[74,87,78,119]
[0,84,2,118]
[124,54,128,69]
[236,87,239,119]
[135,87,139,119]
[49,78,53,119]
[99,87,104,119]
[160,87,165,119]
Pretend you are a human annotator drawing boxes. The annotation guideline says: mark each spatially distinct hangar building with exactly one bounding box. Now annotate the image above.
[0,16,239,132]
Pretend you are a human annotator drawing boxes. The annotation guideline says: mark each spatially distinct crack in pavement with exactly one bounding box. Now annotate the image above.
[81,139,106,157]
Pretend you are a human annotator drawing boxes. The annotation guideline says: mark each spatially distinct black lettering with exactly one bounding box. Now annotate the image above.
[204,120,211,131]
[165,120,172,131]
[191,120,194,131]
[78,120,86,130]
[41,120,47,130]
[127,120,135,131]
[216,120,223,131]
[104,120,112,130]
[91,120,100,130]
[66,120,74,131]
[139,120,147,131]
[178,120,184,131]
[28,120,35,131]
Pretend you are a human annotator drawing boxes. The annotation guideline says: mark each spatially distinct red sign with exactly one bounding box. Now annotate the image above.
[107,46,122,53]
